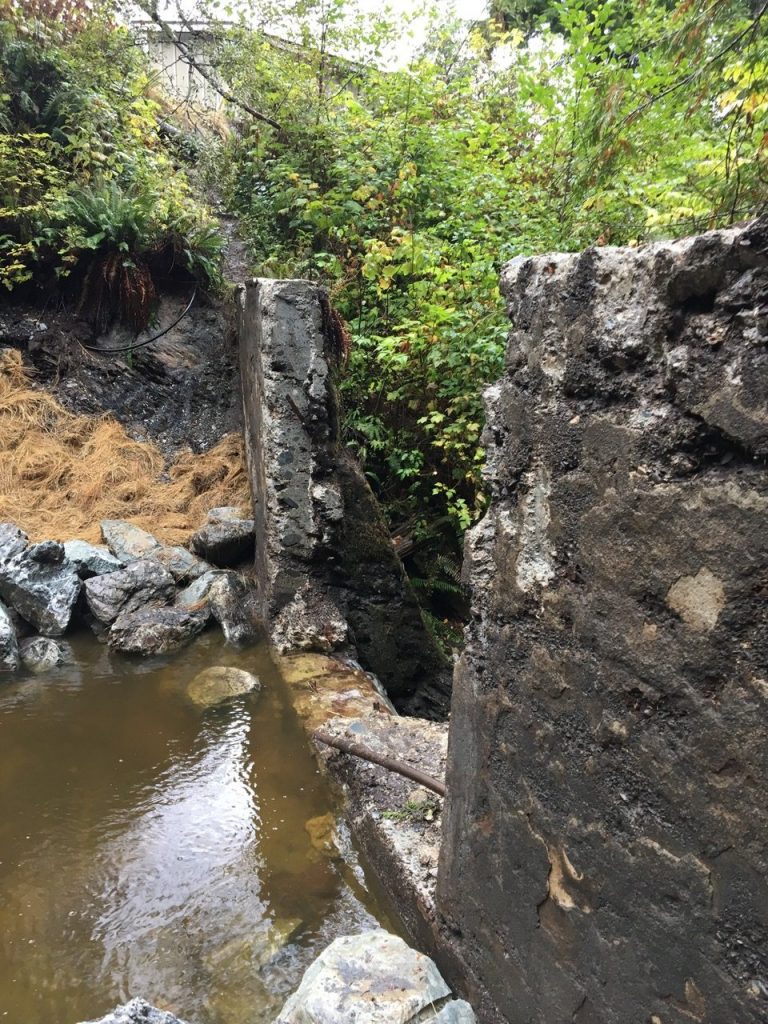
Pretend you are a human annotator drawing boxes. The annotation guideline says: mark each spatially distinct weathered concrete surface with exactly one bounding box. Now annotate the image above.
[315,715,449,963]
[279,653,396,732]
[438,220,768,1023]
[239,279,449,715]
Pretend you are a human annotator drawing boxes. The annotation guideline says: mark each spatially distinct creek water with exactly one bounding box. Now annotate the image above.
[0,632,392,1024]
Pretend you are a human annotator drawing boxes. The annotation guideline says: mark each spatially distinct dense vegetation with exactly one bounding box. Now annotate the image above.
[0,0,223,329]
[212,0,768,546]
[2,0,767,575]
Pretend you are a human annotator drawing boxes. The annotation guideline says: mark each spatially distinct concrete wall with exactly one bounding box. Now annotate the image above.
[238,278,450,715]
[438,220,768,1023]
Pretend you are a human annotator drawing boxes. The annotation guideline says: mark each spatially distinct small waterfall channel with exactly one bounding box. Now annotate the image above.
[0,632,393,1024]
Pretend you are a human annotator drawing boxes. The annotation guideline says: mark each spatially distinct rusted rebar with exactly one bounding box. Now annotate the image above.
[313,729,447,797]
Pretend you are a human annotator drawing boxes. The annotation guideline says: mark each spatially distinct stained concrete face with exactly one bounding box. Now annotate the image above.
[238,279,449,714]
[438,220,768,1023]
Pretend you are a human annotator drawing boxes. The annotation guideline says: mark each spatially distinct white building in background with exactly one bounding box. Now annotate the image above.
[132,21,224,111]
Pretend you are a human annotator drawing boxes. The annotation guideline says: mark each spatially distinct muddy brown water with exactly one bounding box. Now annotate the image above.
[0,633,393,1024]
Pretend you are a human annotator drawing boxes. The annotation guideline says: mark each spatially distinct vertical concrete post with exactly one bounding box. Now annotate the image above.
[238,278,449,714]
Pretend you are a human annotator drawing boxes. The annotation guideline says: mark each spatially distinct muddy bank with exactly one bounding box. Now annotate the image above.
[0,290,241,457]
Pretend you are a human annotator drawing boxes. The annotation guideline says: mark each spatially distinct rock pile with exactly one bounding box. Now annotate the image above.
[0,509,262,675]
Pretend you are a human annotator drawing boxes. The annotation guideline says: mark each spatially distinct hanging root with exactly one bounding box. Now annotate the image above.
[320,294,351,370]
[77,251,158,332]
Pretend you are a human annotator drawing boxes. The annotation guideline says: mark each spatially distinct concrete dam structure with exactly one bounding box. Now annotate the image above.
[438,219,767,1023]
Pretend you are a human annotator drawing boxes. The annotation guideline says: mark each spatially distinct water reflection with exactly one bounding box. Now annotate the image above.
[0,633,387,1024]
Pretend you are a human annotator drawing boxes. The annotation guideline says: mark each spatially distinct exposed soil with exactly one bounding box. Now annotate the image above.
[0,286,242,459]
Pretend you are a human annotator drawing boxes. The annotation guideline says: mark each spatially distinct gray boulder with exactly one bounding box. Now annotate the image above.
[187,666,261,707]
[0,523,28,563]
[5,604,33,639]
[276,929,477,1024]
[0,548,80,636]
[109,605,208,655]
[19,636,63,673]
[64,540,124,579]
[175,569,227,611]
[101,521,162,562]
[100,520,212,583]
[153,544,213,584]
[208,573,263,645]
[78,998,190,1024]
[189,519,255,568]
[0,600,20,672]
[27,540,65,564]
[84,560,175,626]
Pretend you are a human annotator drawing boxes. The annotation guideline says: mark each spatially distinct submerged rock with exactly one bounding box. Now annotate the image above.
[109,606,208,656]
[84,560,175,626]
[101,521,162,563]
[275,929,476,1024]
[203,916,301,972]
[78,998,190,1024]
[0,548,80,636]
[0,599,20,672]
[19,636,63,673]
[187,665,261,707]
[64,540,124,579]
[0,523,28,563]
[189,519,255,567]
[208,573,263,645]
[304,813,339,858]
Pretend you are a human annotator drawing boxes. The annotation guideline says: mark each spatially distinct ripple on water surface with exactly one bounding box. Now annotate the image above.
[0,633,390,1024]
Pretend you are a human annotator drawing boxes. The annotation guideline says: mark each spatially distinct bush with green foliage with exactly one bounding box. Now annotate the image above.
[210,0,767,546]
[0,10,224,327]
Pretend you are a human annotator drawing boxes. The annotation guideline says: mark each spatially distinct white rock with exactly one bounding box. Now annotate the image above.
[64,540,124,578]
[276,929,476,1024]
[0,599,20,672]
[78,998,189,1024]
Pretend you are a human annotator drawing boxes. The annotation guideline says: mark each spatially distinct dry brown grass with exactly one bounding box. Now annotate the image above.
[0,349,251,544]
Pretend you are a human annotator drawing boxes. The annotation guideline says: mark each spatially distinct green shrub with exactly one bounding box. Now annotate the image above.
[0,15,224,326]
